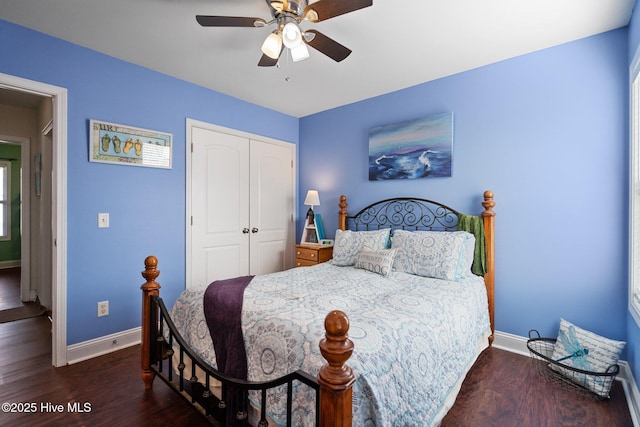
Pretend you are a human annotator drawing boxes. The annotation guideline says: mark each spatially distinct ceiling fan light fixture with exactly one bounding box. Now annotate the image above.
[261,32,282,59]
[290,43,309,62]
[302,31,315,43]
[282,22,303,49]
[304,9,319,22]
[270,1,284,12]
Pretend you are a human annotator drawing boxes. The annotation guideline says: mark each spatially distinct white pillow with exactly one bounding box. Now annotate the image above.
[550,318,625,398]
[331,228,391,266]
[391,230,468,281]
[455,231,476,280]
[355,247,398,277]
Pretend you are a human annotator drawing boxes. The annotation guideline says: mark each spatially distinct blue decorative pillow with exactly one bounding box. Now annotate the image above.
[355,247,398,277]
[331,228,391,266]
[550,318,625,398]
[391,230,468,281]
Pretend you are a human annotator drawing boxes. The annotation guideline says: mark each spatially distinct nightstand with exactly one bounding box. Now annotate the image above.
[295,244,333,267]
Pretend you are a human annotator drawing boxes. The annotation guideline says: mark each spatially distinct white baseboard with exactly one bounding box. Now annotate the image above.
[0,260,21,269]
[620,360,640,427]
[493,330,640,427]
[66,327,141,365]
[493,330,530,356]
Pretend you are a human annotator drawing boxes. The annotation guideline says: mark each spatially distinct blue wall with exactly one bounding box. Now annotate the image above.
[300,28,629,348]
[0,19,299,344]
[0,16,634,367]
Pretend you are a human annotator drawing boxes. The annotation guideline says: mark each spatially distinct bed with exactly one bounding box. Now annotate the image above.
[140,190,496,426]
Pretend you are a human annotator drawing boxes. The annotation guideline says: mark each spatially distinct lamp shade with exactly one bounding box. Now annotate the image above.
[282,22,303,49]
[304,190,320,207]
[290,43,309,62]
[261,32,282,59]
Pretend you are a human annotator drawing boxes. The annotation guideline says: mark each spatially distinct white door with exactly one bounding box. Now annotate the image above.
[249,139,294,275]
[189,123,295,288]
[191,127,250,286]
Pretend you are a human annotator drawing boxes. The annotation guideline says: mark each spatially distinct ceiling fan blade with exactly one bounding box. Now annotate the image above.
[303,0,372,22]
[258,54,279,67]
[305,30,351,62]
[196,15,267,27]
[258,46,284,67]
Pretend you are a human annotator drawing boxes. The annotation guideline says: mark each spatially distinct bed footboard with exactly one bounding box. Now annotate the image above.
[140,256,354,426]
[140,256,160,390]
[318,311,355,427]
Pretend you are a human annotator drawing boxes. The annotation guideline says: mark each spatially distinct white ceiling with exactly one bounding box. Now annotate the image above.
[0,0,635,117]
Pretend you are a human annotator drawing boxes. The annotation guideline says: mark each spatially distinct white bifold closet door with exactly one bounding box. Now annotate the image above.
[190,125,295,288]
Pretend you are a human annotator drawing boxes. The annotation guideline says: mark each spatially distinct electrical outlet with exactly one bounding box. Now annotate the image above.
[97,301,109,317]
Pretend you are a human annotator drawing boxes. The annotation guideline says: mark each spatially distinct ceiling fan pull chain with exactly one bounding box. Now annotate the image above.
[284,49,292,82]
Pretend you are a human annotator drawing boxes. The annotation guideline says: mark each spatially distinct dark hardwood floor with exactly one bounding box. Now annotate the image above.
[441,347,633,427]
[0,316,634,426]
[0,267,21,311]
[0,317,206,427]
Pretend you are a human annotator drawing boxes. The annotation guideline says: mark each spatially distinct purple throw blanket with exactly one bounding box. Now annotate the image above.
[203,275,254,380]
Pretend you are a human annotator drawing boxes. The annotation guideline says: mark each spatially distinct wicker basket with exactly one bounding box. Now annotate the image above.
[527,330,619,399]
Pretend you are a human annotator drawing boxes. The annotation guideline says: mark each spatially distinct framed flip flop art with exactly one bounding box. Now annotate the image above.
[89,119,172,169]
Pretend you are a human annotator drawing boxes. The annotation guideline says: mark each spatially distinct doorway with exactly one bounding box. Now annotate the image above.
[0,72,68,367]
[0,136,33,317]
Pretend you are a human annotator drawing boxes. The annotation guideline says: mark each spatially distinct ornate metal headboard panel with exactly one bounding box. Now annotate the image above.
[346,197,460,232]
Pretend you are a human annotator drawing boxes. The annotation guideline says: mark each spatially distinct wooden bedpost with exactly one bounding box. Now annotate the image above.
[338,195,348,231]
[141,255,161,390]
[481,190,496,345]
[318,310,355,427]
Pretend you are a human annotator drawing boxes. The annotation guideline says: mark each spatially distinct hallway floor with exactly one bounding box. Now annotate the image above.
[0,267,21,310]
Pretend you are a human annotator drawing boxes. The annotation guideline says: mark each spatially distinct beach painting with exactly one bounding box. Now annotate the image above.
[368,113,453,181]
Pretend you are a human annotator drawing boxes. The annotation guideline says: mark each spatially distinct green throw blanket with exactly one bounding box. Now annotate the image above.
[457,213,487,276]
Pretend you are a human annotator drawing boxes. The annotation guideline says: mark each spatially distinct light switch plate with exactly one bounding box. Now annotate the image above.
[98,213,109,228]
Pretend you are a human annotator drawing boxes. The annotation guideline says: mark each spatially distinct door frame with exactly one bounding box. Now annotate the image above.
[0,72,68,367]
[185,118,296,288]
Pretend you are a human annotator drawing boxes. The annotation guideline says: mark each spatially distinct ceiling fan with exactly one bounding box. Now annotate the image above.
[196,0,373,67]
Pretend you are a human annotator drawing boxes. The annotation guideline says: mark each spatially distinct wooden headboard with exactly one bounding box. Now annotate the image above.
[337,190,496,344]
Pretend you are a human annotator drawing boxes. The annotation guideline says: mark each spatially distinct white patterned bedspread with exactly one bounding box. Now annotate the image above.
[170,263,490,426]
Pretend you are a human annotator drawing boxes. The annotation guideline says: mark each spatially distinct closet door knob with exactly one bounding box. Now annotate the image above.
[251,227,259,233]
[242,228,250,234]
